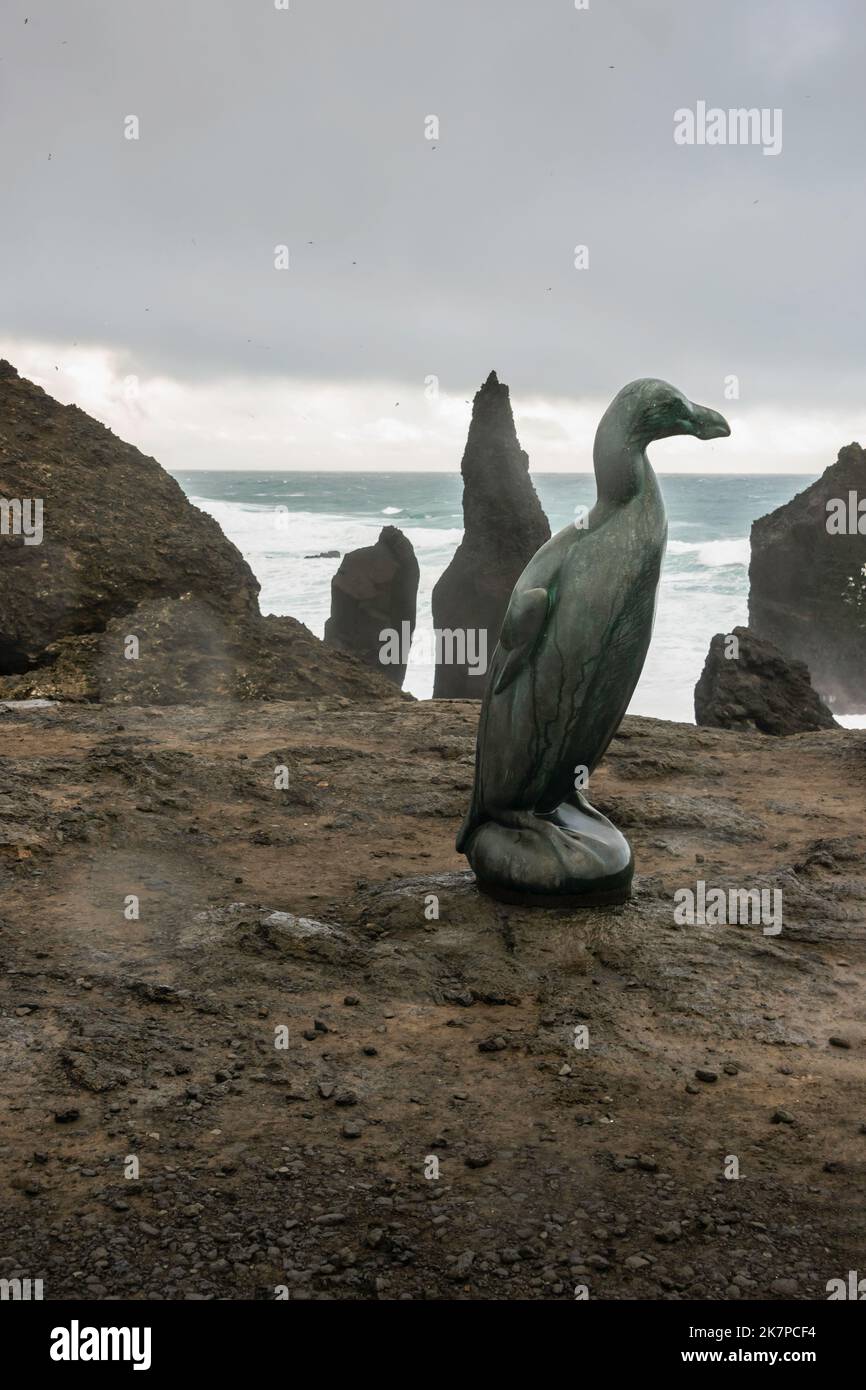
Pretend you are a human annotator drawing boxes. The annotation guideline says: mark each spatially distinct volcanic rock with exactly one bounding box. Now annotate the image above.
[0,594,404,704]
[695,626,838,735]
[0,698,864,1299]
[0,362,402,705]
[749,443,866,712]
[431,371,549,698]
[324,526,419,687]
[0,360,260,674]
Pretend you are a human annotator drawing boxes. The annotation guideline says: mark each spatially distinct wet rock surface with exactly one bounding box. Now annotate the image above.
[749,442,866,713]
[695,626,838,735]
[0,700,864,1299]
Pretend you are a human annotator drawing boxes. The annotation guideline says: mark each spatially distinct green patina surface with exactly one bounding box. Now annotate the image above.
[458,378,731,908]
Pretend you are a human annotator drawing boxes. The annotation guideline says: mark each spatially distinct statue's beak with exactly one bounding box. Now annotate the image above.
[689,402,731,440]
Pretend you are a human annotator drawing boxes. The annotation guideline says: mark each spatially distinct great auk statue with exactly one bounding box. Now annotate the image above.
[457,378,731,906]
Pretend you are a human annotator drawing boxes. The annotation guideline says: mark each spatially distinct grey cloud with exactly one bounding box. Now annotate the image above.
[1,0,864,409]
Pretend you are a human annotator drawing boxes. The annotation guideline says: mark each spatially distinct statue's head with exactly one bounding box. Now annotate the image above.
[607,378,731,448]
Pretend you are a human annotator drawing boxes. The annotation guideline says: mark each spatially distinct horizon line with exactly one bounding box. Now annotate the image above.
[167,467,821,477]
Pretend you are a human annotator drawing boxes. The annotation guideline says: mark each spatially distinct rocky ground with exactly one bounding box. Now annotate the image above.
[0,696,864,1301]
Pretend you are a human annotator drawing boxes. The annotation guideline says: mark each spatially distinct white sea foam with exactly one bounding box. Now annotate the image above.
[186,494,833,720]
[668,537,750,566]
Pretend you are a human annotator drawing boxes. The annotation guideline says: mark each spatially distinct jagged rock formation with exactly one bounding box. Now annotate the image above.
[0,359,260,674]
[324,526,419,687]
[0,361,403,704]
[695,626,838,735]
[432,371,549,698]
[749,443,866,713]
[0,595,405,704]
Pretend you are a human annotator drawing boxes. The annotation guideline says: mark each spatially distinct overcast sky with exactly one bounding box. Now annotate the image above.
[1,0,864,471]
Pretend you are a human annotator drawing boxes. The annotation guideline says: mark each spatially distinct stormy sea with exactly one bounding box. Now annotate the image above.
[171,470,865,726]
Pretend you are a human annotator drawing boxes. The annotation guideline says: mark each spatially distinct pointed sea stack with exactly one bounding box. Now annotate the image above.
[432,371,549,698]
[324,525,419,687]
[749,443,866,713]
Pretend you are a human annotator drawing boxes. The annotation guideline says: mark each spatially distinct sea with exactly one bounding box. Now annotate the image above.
[170,470,864,726]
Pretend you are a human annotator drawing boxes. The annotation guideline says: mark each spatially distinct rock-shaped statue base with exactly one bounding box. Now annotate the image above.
[462,792,633,908]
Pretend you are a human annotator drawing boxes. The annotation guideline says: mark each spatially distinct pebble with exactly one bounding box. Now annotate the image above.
[464,1150,492,1169]
[695,1069,718,1083]
[771,1276,798,1295]
[655,1221,682,1244]
[829,1036,851,1049]
[451,1251,475,1278]
[772,1109,795,1124]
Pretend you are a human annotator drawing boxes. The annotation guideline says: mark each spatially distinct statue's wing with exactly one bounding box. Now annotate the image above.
[492,585,550,694]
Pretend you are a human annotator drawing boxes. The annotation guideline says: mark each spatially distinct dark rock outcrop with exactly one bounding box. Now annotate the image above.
[432,371,549,698]
[0,359,260,674]
[695,625,838,735]
[0,594,405,704]
[749,443,866,712]
[324,526,419,687]
[0,361,403,705]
